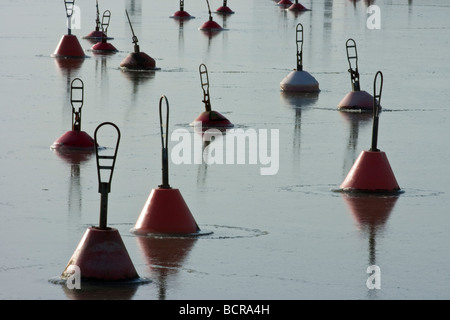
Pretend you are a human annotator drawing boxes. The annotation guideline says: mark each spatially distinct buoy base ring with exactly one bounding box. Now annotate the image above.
[130,228,214,238]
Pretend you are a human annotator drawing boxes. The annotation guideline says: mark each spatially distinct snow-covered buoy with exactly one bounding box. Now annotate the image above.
[120,10,158,71]
[52,0,87,59]
[131,96,211,237]
[338,39,377,112]
[90,10,118,54]
[280,23,319,92]
[51,78,95,150]
[190,64,234,129]
[170,0,195,19]
[339,71,401,193]
[61,122,141,282]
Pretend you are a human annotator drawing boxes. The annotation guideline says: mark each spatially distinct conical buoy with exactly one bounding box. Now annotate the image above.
[51,78,96,150]
[215,0,234,14]
[52,1,87,59]
[91,10,117,53]
[199,0,223,31]
[170,0,195,19]
[120,10,158,71]
[190,64,234,129]
[339,71,400,193]
[61,122,140,282]
[280,23,319,93]
[83,0,111,42]
[338,39,377,112]
[277,0,293,6]
[131,96,210,237]
[287,0,309,11]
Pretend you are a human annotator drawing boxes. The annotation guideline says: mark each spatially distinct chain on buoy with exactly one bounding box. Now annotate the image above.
[190,64,234,130]
[51,78,96,151]
[339,71,401,193]
[52,0,87,59]
[90,10,118,54]
[131,96,212,237]
[338,39,377,112]
[60,122,141,282]
[120,10,159,71]
[280,23,320,92]
[170,0,195,19]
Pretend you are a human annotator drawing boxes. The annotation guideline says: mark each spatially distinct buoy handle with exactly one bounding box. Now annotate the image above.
[159,96,171,189]
[370,71,383,152]
[296,23,303,71]
[206,0,213,21]
[94,122,121,229]
[346,38,360,91]
[64,0,76,35]
[199,64,212,112]
[70,78,84,131]
[125,10,140,52]
[101,10,111,38]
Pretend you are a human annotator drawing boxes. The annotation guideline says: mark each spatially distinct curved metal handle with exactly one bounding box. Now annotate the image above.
[94,122,121,229]
[346,38,360,91]
[199,64,212,112]
[159,96,171,189]
[296,23,303,71]
[101,10,111,36]
[370,71,383,152]
[70,78,84,131]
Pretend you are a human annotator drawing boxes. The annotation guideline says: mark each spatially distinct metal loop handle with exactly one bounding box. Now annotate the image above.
[101,10,111,35]
[159,96,171,189]
[94,122,121,229]
[199,64,212,112]
[70,78,84,131]
[346,38,360,91]
[64,0,76,35]
[296,23,303,71]
[370,71,383,152]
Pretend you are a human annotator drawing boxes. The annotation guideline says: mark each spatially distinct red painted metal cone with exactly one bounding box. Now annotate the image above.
[280,70,320,92]
[84,30,106,39]
[192,110,234,129]
[277,0,293,5]
[340,150,400,193]
[52,34,86,58]
[61,227,139,282]
[338,90,377,112]
[172,10,193,18]
[131,188,200,235]
[91,41,117,53]
[51,130,96,150]
[199,19,222,30]
[216,6,234,14]
[120,52,156,71]
[287,3,309,11]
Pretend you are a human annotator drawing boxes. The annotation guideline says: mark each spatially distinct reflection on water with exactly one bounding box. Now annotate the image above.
[136,236,197,300]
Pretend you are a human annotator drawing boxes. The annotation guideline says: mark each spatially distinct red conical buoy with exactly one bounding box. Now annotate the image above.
[340,71,400,193]
[199,0,223,31]
[280,23,320,93]
[190,64,234,129]
[170,0,195,19]
[287,1,309,11]
[83,1,110,41]
[52,35,87,59]
[216,0,234,14]
[338,39,378,112]
[61,122,141,283]
[61,227,139,282]
[51,78,96,151]
[52,1,87,59]
[277,0,293,6]
[131,96,209,237]
[120,10,158,71]
[90,10,117,53]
